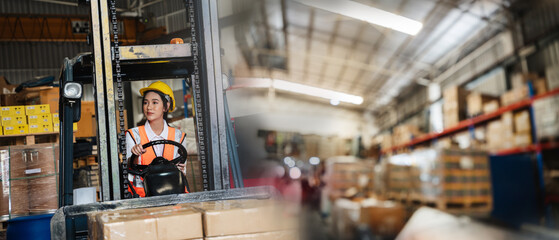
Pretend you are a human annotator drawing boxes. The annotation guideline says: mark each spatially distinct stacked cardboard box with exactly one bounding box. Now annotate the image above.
[406,148,492,212]
[501,85,530,106]
[443,86,469,128]
[466,92,499,117]
[514,110,532,147]
[482,100,500,114]
[380,134,393,150]
[325,158,375,200]
[392,124,422,146]
[386,158,412,200]
[88,199,299,240]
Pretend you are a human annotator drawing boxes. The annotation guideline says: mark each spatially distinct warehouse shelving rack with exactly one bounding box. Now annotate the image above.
[381,86,559,155]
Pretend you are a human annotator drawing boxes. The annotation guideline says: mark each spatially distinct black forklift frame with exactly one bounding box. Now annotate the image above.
[54,0,241,238]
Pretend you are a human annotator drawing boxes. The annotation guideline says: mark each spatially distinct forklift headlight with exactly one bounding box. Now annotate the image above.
[63,82,83,100]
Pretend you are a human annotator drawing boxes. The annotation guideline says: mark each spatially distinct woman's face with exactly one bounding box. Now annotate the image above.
[143,91,169,122]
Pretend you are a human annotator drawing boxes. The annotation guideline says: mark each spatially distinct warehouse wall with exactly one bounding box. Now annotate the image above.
[0,42,89,84]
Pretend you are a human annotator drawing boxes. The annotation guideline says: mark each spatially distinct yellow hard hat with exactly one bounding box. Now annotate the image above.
[139,81,176,112]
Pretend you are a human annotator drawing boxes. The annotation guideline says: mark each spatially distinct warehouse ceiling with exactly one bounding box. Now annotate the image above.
[230,0,513,110]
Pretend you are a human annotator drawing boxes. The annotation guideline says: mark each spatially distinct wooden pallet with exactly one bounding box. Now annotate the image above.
[409,195,492,212]
[0,132,60,145]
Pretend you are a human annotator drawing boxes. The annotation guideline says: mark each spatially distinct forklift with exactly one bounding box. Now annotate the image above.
[52,0,274,239]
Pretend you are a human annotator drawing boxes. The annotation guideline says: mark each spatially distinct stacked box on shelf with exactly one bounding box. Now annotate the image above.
[380,134,393,151]
[324,157,374,200]
[392,124,422,146]
[443,86,469,128]
[513,110,532,147]
[386,154,412,200]
[406,148,492,212]
[2,106,26,135]
[501,85,530,107]
[466,92,499,117]
[533,94,559,140]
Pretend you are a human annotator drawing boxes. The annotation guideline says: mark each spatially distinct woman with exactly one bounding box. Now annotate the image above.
[125,81,188,197]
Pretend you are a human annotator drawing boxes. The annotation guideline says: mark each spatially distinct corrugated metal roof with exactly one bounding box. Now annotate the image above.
[1,0,90,15]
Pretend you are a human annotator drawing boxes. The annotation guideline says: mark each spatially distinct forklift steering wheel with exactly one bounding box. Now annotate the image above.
[127,139,187,176]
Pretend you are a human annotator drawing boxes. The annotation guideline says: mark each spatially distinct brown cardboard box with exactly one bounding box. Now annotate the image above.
[443,87,469,128]
[75,112,96,138]
[95,208,157,240]
[39,88,59,113]
[514,132,532,147]
[514,110,531,133]
[204,231,299,240]
[501,85,529,106]
[187,199,291,237]
[482,100,500,114]
[511,73,539,90]
[359,200,406,237]
[146,205,204,240]
[534,78,548,95]
[467,92,499,116]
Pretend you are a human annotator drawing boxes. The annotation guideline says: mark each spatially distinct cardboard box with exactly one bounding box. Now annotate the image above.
[93,208,157,240]
[146,205,204,240]
[75,112,95,138]
[514,132,532,147]
[53,122,60,132]
[514,110,531,133]
[467,92,498,116]
[27,114,52,125]
[2,106,25,116]
[359,200,406,237]
[39,88,59,113]
[89,205,205,240]
[511,73,539,90]
[188,199,291,237]
[204,231,299,240]
[52,113,59,123]
[1,115,26,126]
[482,100,499,114]
[25,104,50,115]
[3,125,28,135]
[443,87,468,128]
[28,123,53,134]
[501,85,529,106]
[534,78,548,95]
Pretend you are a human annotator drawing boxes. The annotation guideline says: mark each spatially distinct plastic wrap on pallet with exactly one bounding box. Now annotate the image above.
[28,175,58,213]
[0,149,9,217]
[533,94,559,140]
[388,148,492,211]
[204,230,299,240]
[52,186,281,240]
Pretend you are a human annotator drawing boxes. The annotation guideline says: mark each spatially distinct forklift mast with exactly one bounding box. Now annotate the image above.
[58,0,231,207]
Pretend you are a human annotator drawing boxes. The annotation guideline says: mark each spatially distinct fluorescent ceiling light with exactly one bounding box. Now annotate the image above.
[294,0,423,35]
[233,78,364,105]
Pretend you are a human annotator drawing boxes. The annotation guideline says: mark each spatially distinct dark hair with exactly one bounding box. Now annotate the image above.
[137,90,170,126]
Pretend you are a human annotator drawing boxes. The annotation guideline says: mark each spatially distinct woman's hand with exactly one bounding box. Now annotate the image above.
[131,144,146,156]
[176,163,185,172]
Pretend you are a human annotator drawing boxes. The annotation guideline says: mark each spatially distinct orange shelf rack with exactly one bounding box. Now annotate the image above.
[381,87,559,155]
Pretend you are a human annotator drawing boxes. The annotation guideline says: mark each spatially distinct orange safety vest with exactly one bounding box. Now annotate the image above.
[126,125,187,197]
